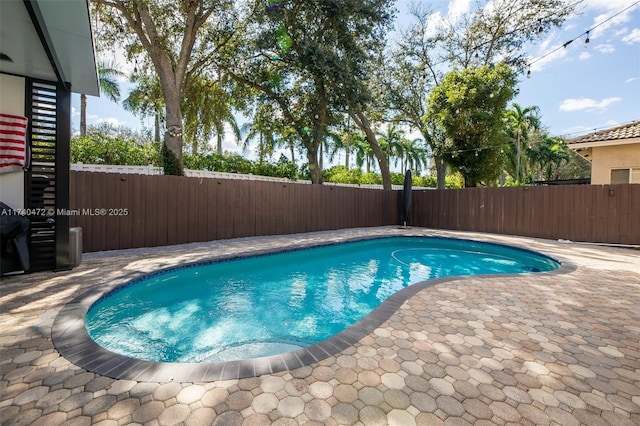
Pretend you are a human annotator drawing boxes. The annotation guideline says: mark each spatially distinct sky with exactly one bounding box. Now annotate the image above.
[72,0,640,162]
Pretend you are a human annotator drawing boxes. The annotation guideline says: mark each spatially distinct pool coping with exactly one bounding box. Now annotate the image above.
[51,233,577,382]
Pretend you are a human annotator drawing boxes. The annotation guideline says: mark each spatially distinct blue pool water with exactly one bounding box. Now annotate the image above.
[86,237,558,363]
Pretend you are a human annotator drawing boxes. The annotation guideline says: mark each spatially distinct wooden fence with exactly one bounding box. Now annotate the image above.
[69,171,399,252]
[411,184,640,245]
[69,172,639,252]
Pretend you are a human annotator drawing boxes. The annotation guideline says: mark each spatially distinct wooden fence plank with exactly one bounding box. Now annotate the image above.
[104,173,120,251]
[68,172,640,252]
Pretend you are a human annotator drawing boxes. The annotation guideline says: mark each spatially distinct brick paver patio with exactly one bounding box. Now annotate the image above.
[1,227,639,425]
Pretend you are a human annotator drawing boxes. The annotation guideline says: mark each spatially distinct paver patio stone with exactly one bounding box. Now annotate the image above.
[304,399,331,421]
[277,396,304,418]
[176,385,206,405]
[252,393,278,414]
[1,228,638,425]
[158,403,190,425]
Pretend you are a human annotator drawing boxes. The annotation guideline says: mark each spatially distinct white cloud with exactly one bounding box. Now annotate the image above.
[529,48,567,72]
[95,117,126,127]
[424,12,444,38]
[448,0,471,20]
[591,11,633,38]
[559,97,622,112]
[71,107,79,117]
[622,28,640,44]
[579,51,592,60]
[594,43,615,53]
[423,0,472,38]
[582,0,633,9]
[624,77,638,83]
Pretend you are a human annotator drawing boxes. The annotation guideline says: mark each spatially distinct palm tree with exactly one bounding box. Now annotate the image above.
[182,76,241,154]
[528,135,571,181]
[377,124,406,167]
[399,137,427,174]
[240,121,278,163]
[353,135,375,173]
[504,103,541,183]
[241,104,298,165]
[122,75,165,143]
[80,61,124,136]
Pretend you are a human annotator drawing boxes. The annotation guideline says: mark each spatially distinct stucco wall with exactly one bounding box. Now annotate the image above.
[591,143,640,184]
[0,73,25,209]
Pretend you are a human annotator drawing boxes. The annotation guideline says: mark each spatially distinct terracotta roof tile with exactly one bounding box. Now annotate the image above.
[566,120,640,145]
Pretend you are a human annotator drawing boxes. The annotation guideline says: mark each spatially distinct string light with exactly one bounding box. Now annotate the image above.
[527,65,531,79]
[527,1,640,74]
[584,30,590,47]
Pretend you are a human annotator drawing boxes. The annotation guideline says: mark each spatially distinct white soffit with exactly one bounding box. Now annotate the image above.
[0,0,98,95]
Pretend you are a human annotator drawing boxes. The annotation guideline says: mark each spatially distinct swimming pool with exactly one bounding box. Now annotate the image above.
[85,237,559,364]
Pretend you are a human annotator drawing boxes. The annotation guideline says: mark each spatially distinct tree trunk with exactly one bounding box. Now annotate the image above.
[162,85,184,176]
[217,133,223,155]
[80,94,87,136]
[158,64,184,175]
[306,144,322,184]
[289,142,296,164]
[435,157,446,189]
[351,110,392,190]
[154,113,161,143]
[516,131,521,183]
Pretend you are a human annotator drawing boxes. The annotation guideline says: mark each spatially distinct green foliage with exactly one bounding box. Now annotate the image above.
[390,173,405,185]
[221,0,395,183]
[71,125,160,166]
[428,63,518,187]
[183,152,299,180]
[323,166,362,184]
[504,103,541,183]
[415,175,436,188]
[553,149,591,181]
[361,172,382,185]
[445,173,464,189]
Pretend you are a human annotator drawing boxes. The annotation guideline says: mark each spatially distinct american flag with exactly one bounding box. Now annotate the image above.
[0,113,28,173]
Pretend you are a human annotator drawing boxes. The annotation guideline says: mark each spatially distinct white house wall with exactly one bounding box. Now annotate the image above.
[591,143,640,184]
[0,73,26,209]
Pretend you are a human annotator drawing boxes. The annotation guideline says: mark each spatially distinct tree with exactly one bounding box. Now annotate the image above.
[80,61,124,136]
[353,134,375,173]
[505,103,540,183]
[377,124,406,166]
[399,137,428,175]
[92,0,235,175]
[528,134,571,181]
[428,63,517,187]
[220,0,394,184]
[388,0,578,188]
[122,74,165,143]
[72,123,160,165]
[182,74,242,155]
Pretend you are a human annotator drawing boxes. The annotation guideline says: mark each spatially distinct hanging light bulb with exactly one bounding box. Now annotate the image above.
[527,65,531,79]
[584,30,590,47]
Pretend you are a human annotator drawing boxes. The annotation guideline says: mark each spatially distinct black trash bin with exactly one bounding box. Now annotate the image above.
[1,202,30,276]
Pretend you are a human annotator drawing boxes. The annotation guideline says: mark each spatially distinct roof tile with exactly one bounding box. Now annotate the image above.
[566,121,640,145]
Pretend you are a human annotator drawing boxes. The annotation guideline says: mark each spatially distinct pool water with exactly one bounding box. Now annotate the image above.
[86,237,558,363]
